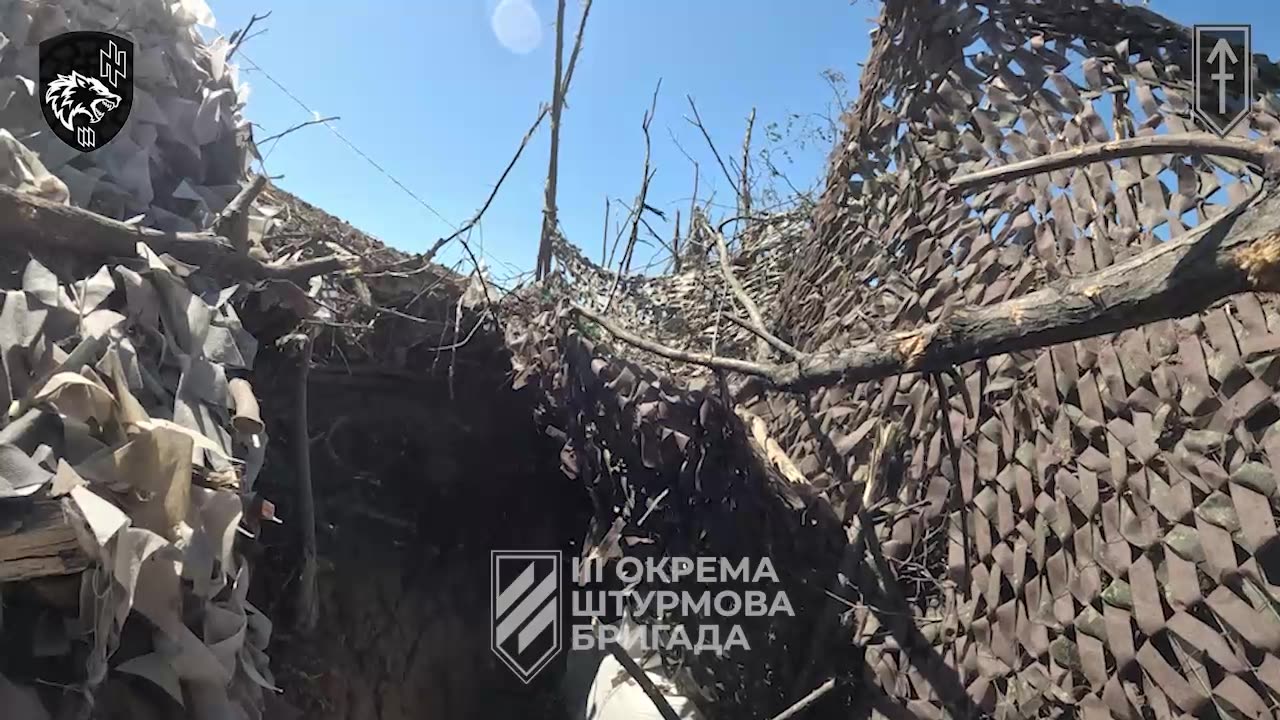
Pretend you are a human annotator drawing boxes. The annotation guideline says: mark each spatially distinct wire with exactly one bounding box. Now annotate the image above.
[237,52,533,278]
[238,52,458,232]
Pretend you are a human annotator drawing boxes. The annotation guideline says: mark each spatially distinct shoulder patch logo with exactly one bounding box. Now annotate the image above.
[39,31,134,152]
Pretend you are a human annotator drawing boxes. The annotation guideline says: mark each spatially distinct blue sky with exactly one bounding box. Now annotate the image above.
[210,0,1277,279]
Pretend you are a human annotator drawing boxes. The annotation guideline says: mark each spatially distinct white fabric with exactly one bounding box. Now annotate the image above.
[579,616,704,720]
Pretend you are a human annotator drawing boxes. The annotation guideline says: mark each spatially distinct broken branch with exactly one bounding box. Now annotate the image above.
[724,312,799,360]
[424,105,550,264]
[574,183,1280,392]
[706,215,773,360]
[0,186,352,281]
[573,302,772,377]
[769,678,836,720]
[671,209,682,272]
[212,173,268,253]
[739,107,755,221]
[536,0,595,278]
[950,133,1279,190]
[559,0,595,101]
[602,195,611,263]
[537,0,568,280]
[604,81,661,312]
[227,11,271,61]
[686,95,739,195]
[213,174,268,228]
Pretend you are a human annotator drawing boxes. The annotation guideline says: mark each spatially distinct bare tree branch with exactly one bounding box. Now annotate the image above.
[536,0,595,278]
[601,194,611,263]
[685,95,740,197]
[950,133,1279,191]
[769,679,837,720]
[559,0,595,102]
[703,214,773,361]
[739,107,756,222]
[724,313,800,360]
[671,208,682,272]
[604,81,661,312]
[424,105,549,264]
[227,12,271,61]
[212,173,269,254]
[536,0,568,280]
[575,183,1280,391]
[0,186,353,281]
[574,301,771,377]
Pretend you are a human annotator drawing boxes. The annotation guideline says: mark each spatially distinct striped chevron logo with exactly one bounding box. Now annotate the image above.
[491,550,562,682]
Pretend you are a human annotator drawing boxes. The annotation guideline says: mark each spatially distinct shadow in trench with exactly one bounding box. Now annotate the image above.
[248,351,592,720]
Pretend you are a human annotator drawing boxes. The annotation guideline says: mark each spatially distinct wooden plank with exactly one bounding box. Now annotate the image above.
[0,499,90,582]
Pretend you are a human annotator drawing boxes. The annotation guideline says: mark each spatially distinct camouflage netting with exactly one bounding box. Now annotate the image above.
[549,207,807,378]
[514,0,1280,717]
[0,0,251,229]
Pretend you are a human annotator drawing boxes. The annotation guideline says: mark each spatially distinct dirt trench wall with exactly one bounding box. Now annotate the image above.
[247,345,591,720]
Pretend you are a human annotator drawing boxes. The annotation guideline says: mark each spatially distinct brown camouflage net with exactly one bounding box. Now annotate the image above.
[781,0,1280,716]
[523,0,1280,717]
[550,209,805,378]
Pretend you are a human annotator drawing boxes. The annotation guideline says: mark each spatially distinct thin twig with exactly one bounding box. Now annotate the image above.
[559,0,595,102]
[574,302,768,377]
[685,95,739,195]
[688,161,701,265]
[425,105,550,263]
[706,215,772,360]
[949,133,1279,190]
[769,678,836,720]
[739,107,755,222]
[604,80,661,312]
[426,310,492,352]
[635,487,670,526]
[723,312,800,359]
[257,115,340,145]
[716,213,771,236]
[240,27,269,45]
[601,195,611,263]
[227,12,271,61]
[671,208,682,272]
[606,199,631,270]
[638,214,666,247]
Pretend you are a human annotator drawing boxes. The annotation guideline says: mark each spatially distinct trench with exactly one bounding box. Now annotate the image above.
[245,337,592,719]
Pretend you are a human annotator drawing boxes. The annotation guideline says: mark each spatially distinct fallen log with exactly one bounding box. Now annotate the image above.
[0,186,353,281]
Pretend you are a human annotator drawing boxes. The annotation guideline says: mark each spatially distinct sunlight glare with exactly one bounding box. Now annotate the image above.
[491,0,542,55]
